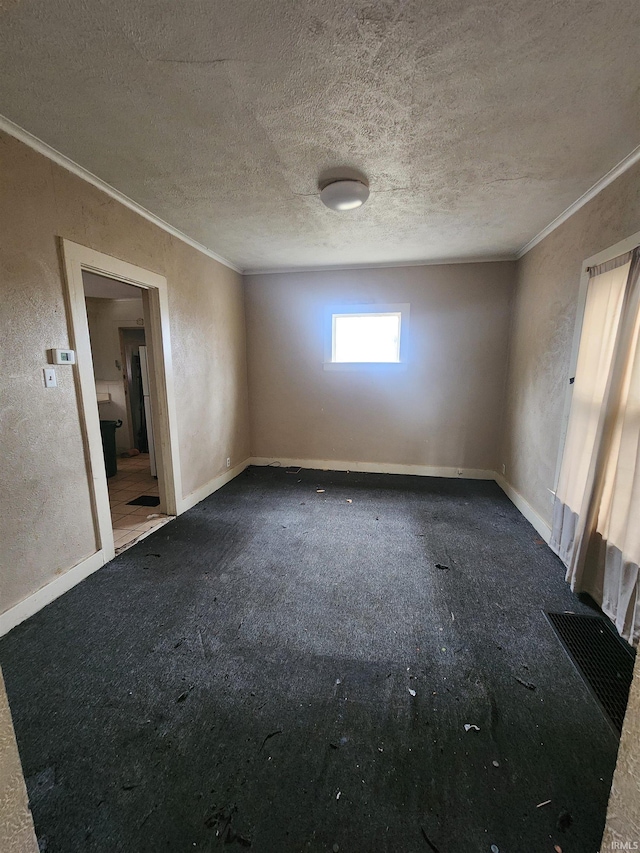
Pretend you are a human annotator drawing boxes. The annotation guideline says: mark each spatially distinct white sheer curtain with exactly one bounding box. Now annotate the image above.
[551,248,640,644]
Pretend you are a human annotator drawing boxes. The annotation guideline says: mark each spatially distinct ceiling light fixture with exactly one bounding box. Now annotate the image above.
[320,179,370,211]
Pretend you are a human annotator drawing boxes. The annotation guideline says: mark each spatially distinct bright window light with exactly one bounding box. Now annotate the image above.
[332,312,401,363]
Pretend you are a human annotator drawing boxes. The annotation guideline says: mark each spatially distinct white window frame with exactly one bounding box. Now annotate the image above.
[324,303,410,371]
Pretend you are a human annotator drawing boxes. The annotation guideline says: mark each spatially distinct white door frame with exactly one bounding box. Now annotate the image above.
[61,239,182,562]
[553,228,640,494]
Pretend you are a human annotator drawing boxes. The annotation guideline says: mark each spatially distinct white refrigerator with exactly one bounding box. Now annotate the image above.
[138,346,157,477]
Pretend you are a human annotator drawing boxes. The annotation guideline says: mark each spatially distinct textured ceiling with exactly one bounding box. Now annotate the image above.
[1,0,639,271]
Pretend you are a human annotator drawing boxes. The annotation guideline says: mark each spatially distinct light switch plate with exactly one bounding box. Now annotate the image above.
[43,368,57,388]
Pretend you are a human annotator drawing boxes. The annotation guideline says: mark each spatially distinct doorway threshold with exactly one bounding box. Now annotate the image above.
[114,515,173,554]
[108,453,172,551]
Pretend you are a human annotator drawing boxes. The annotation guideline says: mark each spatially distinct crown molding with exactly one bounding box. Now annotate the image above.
[0,114,241,274]
[516,143,640,259]
[244,254,516,276]
[5,112,638,275]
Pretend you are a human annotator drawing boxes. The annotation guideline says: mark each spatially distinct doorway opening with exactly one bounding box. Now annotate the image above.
[61,240,183,565]
[83,271,169,551]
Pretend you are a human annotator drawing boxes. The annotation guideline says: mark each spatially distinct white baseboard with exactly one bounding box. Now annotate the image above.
[177,458,251,514]
[494,473,552,543]
[0,461,251,637]
[250,457,495,480]
[0,550,106,638]
[252,458,553,543]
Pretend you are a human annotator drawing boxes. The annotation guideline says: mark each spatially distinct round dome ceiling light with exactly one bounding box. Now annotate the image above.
[320,179,370,211]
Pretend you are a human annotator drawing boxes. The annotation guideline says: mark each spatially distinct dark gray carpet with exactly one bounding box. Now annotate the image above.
[0,467,619,852]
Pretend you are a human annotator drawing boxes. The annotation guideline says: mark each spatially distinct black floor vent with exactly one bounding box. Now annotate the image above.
[546,612,636,736]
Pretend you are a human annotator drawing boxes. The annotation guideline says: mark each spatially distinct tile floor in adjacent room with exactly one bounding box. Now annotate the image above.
[107,452,171,551]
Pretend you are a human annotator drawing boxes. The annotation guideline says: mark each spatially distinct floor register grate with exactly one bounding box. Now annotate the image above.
[546,612,636,736]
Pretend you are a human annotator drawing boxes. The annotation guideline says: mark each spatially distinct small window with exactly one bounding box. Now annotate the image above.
[323,303,409,371]
[332,312,401,363]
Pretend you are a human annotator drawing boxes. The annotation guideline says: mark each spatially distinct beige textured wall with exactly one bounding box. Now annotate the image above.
[601,656,640,851]
[245,263,514,469]
[0,668,38,853]
[501,163,640,852]
[0,131,250,615]
[501,161,640,526]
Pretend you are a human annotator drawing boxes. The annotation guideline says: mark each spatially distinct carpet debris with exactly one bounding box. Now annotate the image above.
[336,791,341,799]
[28,766,56,801]
[317,489,325,493]
[557,811,573,832]
[204,805,251,846]
[434,564,449,571]
[408,688,416,697]
[515,677,537,691]
[139,806,157,828]
[176,685,194,703]
[491,846,499,853]
[346,499,352,503]
[464,724,480,732]
[536,799,552,808]
[420,826,442,852]
[260,729,283,751]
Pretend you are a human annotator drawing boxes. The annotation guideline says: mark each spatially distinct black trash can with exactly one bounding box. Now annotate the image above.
[99,419,122,478]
